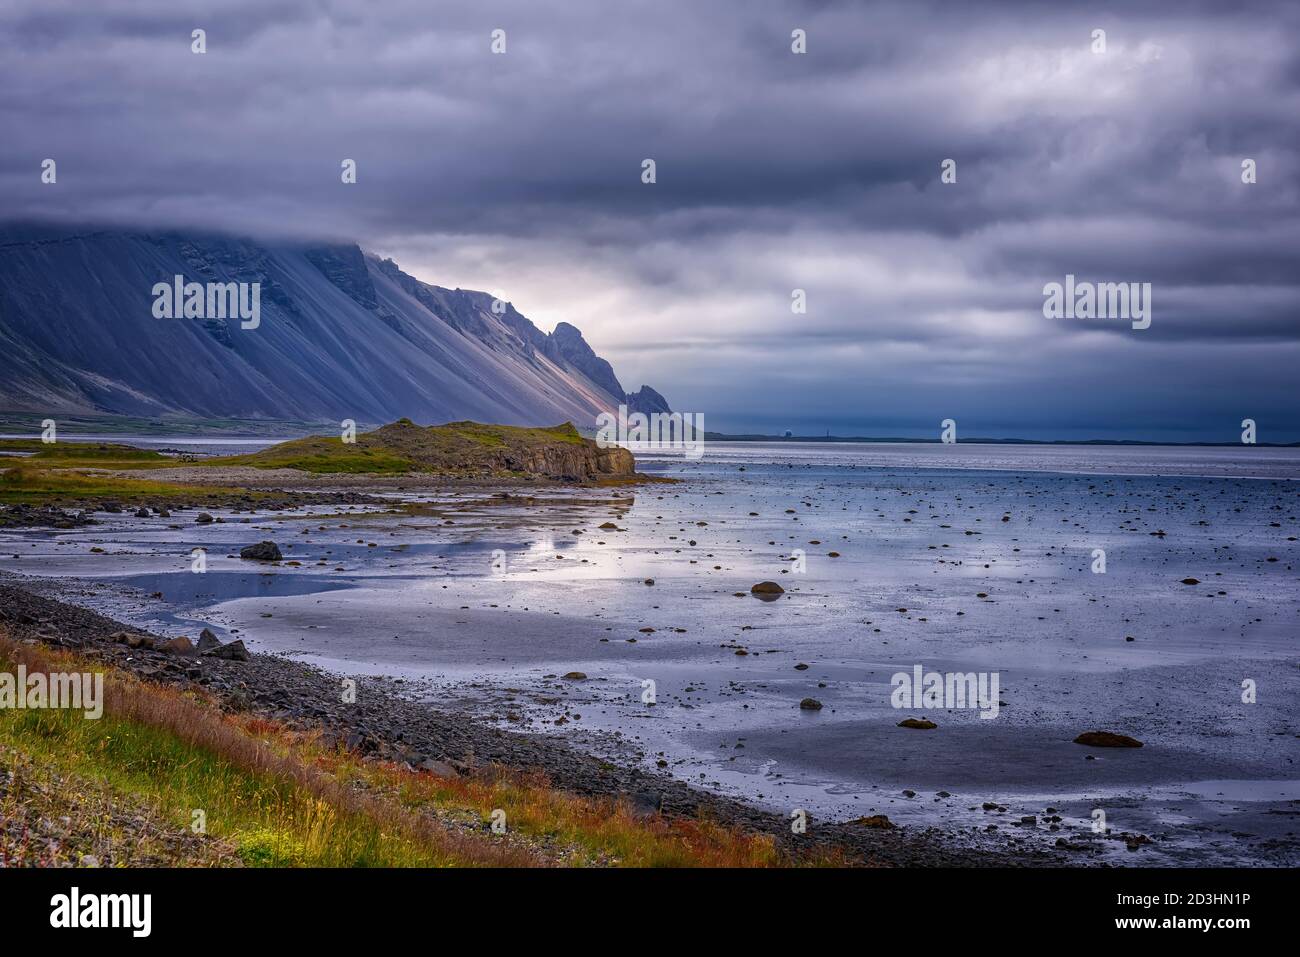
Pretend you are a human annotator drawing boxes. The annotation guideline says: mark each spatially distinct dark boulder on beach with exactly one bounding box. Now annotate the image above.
[799,697,823,710]
[203,638,249,661]
[158,636,197,656]
[240,541,283,561]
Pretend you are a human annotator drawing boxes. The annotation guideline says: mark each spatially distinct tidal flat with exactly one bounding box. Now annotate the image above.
[2,441,1297,866]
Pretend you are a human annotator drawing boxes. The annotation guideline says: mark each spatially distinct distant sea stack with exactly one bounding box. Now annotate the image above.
[0,223,670,428]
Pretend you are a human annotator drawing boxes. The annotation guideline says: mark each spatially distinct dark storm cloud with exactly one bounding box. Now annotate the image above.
[1,0,1297,439]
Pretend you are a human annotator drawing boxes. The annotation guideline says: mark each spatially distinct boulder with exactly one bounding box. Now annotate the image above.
[799,697,823,711]
[157,636,197,656]
[203,639,249,661]
[240,541,283,561]
[196,628,222,653]
[195,512,214,524]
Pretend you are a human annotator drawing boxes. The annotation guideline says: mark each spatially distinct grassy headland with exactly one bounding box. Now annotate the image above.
[0,419,639,508]
[0,636,794,867]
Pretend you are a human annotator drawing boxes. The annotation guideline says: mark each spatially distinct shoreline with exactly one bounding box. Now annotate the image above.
[0,578,1078,867]
[4,449,1294,868]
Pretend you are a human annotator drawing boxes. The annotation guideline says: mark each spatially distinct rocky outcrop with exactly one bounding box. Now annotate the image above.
[625,385,671,416]
[245,418,639,482]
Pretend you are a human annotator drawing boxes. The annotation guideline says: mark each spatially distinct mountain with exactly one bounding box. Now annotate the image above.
[0,224,668,427]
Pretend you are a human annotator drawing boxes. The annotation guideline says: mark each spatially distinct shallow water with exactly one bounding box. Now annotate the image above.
[3,442,1297,865]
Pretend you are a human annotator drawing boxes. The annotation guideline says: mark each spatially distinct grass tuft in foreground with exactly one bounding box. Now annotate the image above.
[0,636,819,867]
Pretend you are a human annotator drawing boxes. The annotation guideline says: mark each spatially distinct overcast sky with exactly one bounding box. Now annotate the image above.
[2,0,1297,440]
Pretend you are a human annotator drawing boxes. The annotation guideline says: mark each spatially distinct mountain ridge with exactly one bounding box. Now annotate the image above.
[0,224,668,428]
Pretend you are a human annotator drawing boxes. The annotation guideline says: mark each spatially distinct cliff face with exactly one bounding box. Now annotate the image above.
[0,224,670,429]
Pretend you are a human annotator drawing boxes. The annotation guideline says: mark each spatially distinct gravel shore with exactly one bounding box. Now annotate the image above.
[0,580,1076,866]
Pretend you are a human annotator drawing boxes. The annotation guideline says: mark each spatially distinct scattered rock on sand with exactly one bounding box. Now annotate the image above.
[851,814,895,829]
[562,671,587,680]
[240,541,283,561]
[799,697,823,710]
[898,718,937,730]
[1073,730,1143,748]
[203,639,249,661]
[1180,578,1200,585]
[751,581,784,600]
[195,512,214,524]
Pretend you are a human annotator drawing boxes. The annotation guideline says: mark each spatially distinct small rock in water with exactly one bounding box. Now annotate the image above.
[799,697,823,710]
[898,718,937,730]
[1073,730,1142,748]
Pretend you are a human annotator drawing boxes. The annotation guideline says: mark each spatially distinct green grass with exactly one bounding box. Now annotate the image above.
[0,643,516,867]
[0,639,808,868]
[1,440,182,472]
[1,707,462,867]
[210,438,416,474]
[208,419,590,475]
[0,465,247,505]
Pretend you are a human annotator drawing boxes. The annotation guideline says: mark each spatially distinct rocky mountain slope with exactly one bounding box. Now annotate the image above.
[0,224,668,427]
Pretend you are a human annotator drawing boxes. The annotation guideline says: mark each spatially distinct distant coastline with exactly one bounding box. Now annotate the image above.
[704,432,1300,448]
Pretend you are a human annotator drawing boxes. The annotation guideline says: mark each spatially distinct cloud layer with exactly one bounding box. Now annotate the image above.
[2,0,1297,439]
